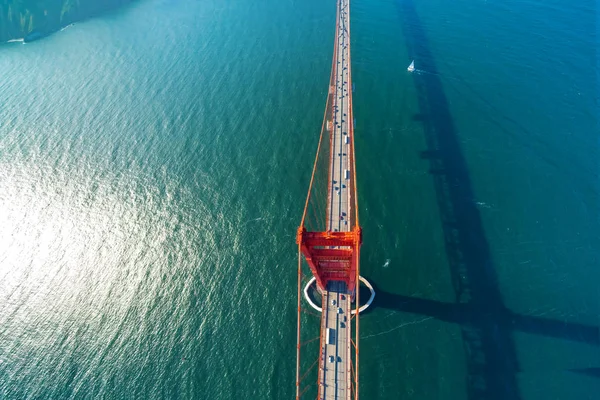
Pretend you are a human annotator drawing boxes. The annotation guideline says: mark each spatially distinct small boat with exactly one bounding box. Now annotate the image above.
[407,60,415,72]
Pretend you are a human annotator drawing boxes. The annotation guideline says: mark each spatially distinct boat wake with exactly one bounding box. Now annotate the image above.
[244,217,265,224]
[406,60,444,77]
[474,201,494,209]
[363,317,434,339]
[412,68,438,77]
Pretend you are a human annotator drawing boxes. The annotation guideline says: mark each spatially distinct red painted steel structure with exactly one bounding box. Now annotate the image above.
[295,0,361,301]
[296,228,362,298]
[295,0,361,398]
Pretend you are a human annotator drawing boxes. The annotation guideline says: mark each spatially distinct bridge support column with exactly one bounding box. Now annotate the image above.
[296,226,362,294]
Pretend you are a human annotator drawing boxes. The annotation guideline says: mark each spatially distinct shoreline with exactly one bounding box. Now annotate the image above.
[1,0,134,45]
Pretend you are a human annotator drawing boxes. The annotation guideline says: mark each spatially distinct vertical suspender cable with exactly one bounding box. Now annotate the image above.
[296,247,303,400]
[300,2,339,230]
[345,0,360,393]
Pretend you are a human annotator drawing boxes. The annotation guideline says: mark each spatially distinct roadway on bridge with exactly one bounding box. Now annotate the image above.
[320,0,353,398]
[320,282,352,400]
[327,0,352,234]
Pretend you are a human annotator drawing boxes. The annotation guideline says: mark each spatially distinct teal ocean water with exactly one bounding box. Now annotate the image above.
[0,0,597,399]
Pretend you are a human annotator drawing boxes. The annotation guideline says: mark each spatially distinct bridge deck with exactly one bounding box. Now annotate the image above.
[320,0,353,398]
[327,0,352,234]
[320,282,352,399]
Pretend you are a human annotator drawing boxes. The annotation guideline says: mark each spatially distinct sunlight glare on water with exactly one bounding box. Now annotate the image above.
[0,0,597,398]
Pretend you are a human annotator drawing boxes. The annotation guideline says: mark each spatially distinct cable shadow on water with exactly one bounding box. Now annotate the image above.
[395,0,521,398]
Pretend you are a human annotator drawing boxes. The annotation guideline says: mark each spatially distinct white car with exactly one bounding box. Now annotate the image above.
[329,355,334,363]
[331,299,336,306]
[337,307,343,314]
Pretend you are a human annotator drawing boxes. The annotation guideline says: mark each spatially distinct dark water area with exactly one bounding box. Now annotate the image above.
[399,0,521,398]
[0,0,598,398]
[0,0,134,42]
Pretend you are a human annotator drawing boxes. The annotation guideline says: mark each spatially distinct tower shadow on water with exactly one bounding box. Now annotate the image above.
[396,0,521,398]
[372,286,600,344]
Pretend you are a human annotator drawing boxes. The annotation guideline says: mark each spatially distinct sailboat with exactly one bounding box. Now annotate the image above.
[407,60,415,72]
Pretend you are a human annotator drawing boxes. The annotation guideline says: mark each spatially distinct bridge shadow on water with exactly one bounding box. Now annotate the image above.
[371,285,600,347]
[385,0,600,397]
[390,0,519,398]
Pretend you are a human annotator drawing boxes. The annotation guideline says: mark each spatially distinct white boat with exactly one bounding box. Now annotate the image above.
[407,60,415,72]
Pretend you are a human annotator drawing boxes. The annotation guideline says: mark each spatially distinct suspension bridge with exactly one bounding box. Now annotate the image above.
[295,0,373,399]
